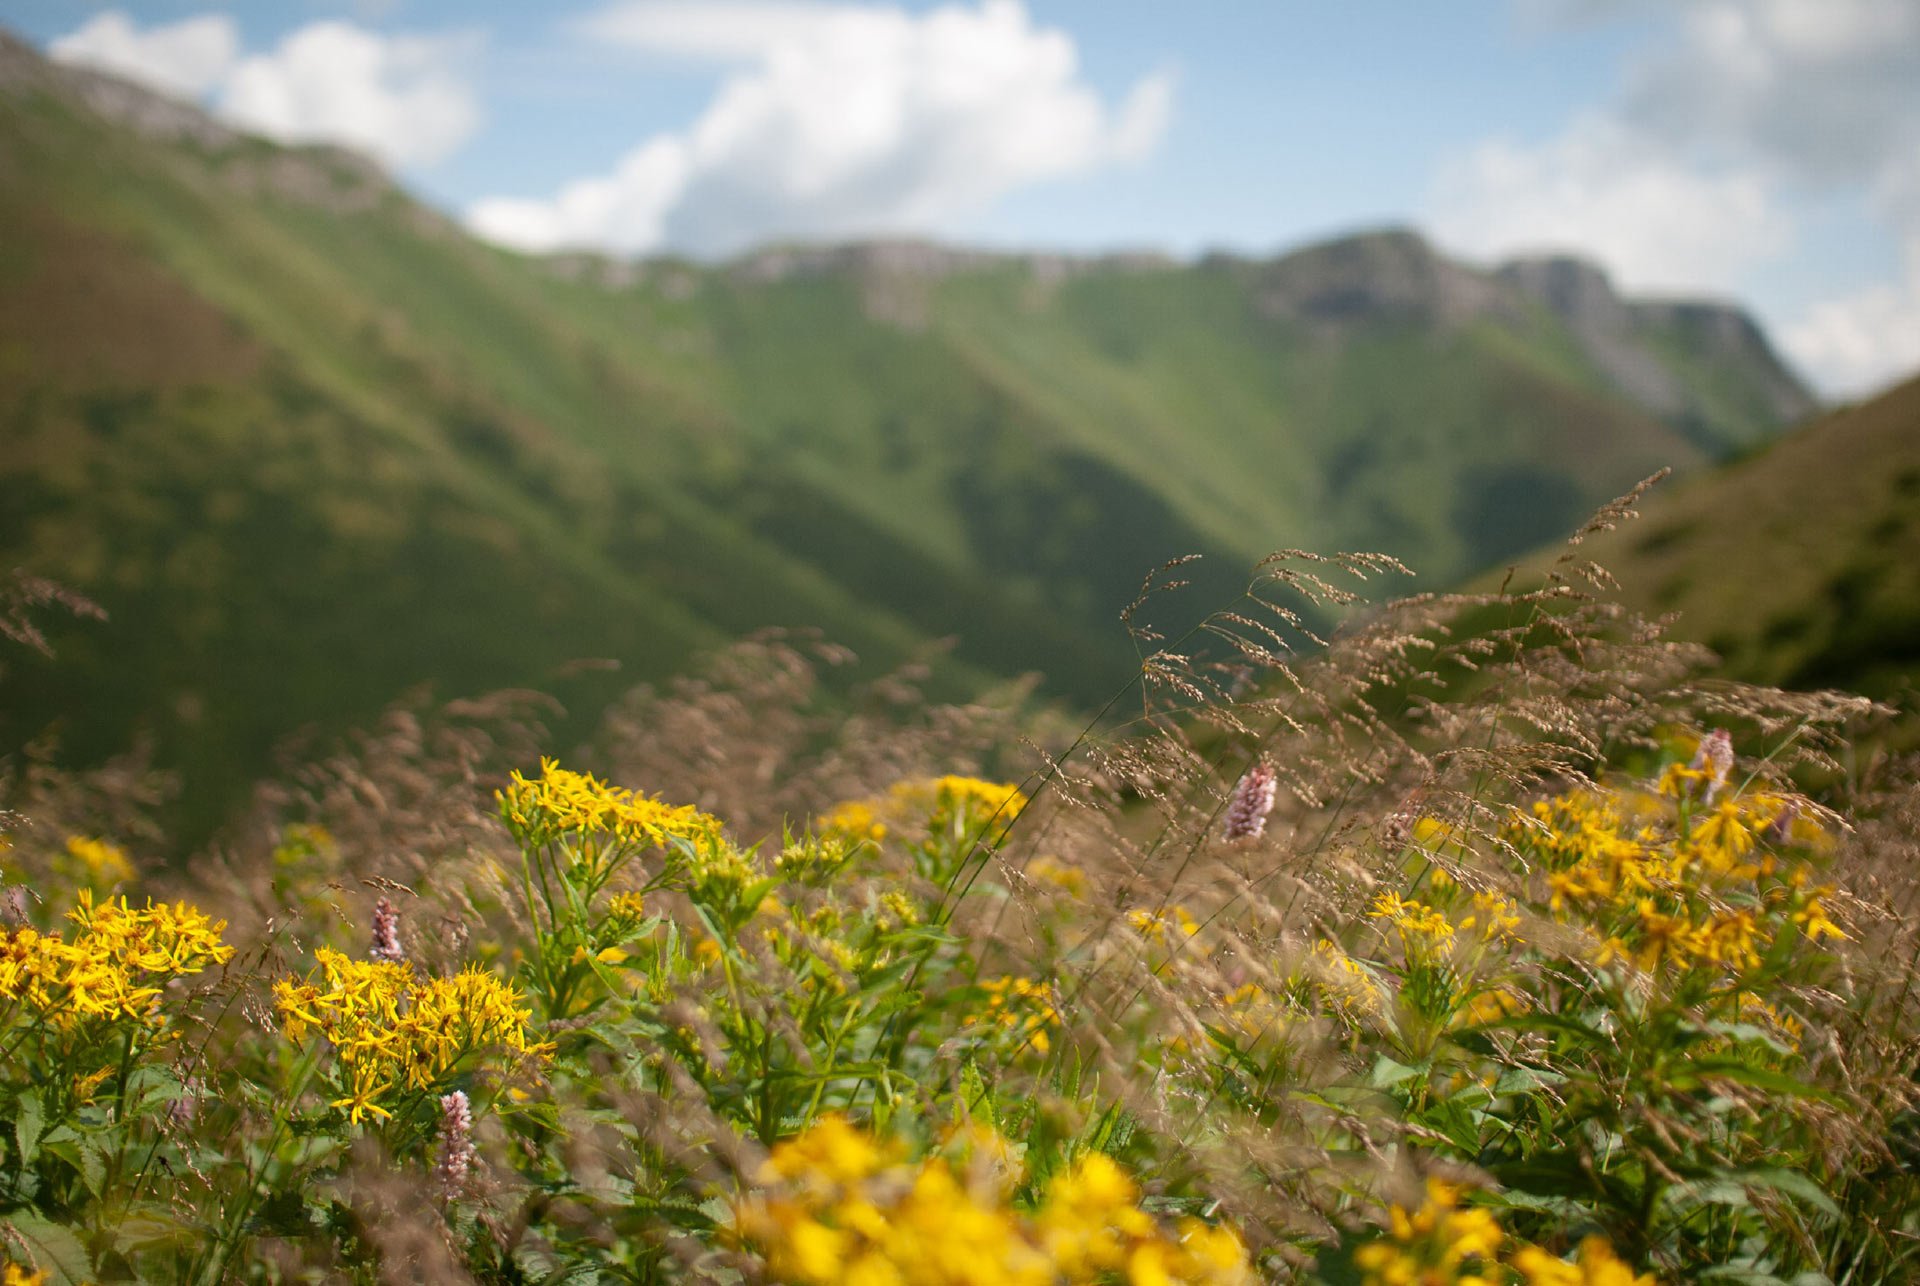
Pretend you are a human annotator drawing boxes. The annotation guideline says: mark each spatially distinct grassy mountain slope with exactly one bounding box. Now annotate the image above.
[1569,372,1920,703]
[0,30,1817,836]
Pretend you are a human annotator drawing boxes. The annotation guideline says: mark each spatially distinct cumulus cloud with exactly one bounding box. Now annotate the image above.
[49,11,239,100]
[1621,0,1920,188]
[1430,0,1920,395]
[46,11,480,173]
[220,23,481,169]
[468,0,1172,257]
[1428,114,1789,295]
[1782,251,1920,397]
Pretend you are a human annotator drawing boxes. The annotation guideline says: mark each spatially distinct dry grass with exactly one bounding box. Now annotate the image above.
[1,482,1916,1282]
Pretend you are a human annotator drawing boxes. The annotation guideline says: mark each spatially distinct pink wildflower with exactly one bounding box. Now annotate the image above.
[369,896,405,963]
[433,1090,476,1204]
[1224,762,1278,842]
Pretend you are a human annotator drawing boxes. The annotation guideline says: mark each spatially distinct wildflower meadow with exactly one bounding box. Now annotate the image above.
[2,507,1918,1284]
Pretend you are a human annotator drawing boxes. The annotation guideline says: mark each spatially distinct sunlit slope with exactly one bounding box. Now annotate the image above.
[1574,372,1920,701]
[0,29,1815,833]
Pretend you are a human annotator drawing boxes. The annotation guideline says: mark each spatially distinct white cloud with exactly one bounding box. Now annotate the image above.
[1783,154,1920,395]
[1432,0,1920,395]
[49,10,239,100]
[468,0,1172,257]
[1622,0,1920,393]
[46,12,481,173]
[219,23,481,170]
[471,138,692,255]
[1622,0,1920,188]
[1427,115,1790,296]
[1782,248,1920,397]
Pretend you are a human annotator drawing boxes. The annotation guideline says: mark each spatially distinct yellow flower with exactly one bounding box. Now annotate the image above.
[1460,891,1522,942]
[1793,892,1846,942]
[329,1067,396,1124]
[0,893,232,1028]
[1037,1152,1154,1276]
[1513,1236,1658,1286]
[1127,906,1202,947]
[1693,800,1757,875]
[820,799,888,844]
[975,976,1061,1054]
[765,1114,890,1187]
[1358,1178,1503,1286]
[1618,900,1703,972]
[888,775,1029,844]
[497,757,722,850]
[1369,892,1456,955]
[735,1119,1247,1286]
[1027,856,1088,898]
[64,835,134,885]
[1310,939,1382,1021]
[273,951,548,1120]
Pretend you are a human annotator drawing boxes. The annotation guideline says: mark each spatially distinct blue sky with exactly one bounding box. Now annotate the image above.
[8,0,1918,395]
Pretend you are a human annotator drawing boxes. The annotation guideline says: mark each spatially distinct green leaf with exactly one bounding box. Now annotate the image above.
[1,1212,92,1284]
[39,1135,107,1199]
[1488,1150,1639,1215]
[1367,1056,1425,1089]
[1722,1166,1841,1217]
[14,1089,44,1167]
[1667,1056,1840,1104]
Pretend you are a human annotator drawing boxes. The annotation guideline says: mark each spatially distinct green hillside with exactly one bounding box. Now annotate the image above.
[0,30,1817,837]
[1566,371,1920,705]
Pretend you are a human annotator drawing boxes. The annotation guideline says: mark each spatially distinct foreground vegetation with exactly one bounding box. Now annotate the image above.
[2,513,1917,1283]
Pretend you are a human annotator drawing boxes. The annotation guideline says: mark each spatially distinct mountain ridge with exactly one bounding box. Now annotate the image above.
[0,26,1821,841]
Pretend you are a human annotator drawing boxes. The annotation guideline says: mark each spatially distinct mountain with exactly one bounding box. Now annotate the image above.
[0,29,1816,838]
[1564,371,1920,705]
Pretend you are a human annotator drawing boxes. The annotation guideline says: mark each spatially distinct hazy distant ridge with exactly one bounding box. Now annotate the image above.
[0,26,1816,833]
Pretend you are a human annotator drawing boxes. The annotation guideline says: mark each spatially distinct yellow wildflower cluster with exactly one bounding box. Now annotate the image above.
[1370,892,1457,956]
[1310,939,1382,1022]
[497,757,722,850]
[1128,905,1202,946]
[1215,983,1291,1048]
[1520,750,1842,979]
[976,975,1061,1054]
[1357,1180,1656,1286]
[2,1265,47,1286]
[735,1116,1251,1285]
[1027,856,1089,898]
[273,948,550,1123]
[1593,901,1762,972]
[1511,1237,1658,1286]
[820,799,888,844]
[1460,892,1522,943]
[815,777,1029,872]
[1358,1179,1503,1285]
[0,891,233,1026]
[1531,793,1660,914]
[893,775,1029,841]
[63,835,134,886]
[606,890,648,923]
[1734,990,1804,1050]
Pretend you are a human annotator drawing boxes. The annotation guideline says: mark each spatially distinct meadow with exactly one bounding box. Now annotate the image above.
[1,492,1916,1284]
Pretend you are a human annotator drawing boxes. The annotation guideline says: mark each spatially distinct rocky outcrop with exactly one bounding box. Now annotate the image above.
[1500,255,1818,428]
[1247,227,1520,330]
[0,29,236,149]
[1,28,395,216]
[1497,255,1693,416]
